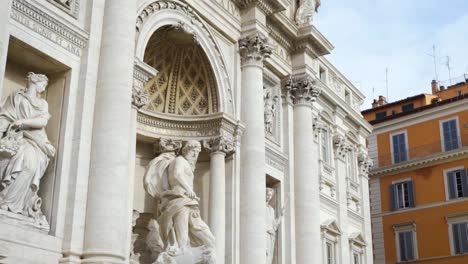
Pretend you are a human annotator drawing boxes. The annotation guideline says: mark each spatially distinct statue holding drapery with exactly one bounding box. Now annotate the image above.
[0,72,56,228]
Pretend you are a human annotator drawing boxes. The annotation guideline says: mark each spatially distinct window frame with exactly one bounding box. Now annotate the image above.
[443,166,467,201]
[393,222,418,262]
[390,130,409,164]
[439,117,461,152]
[347,149,358,182]
[446,212,468,256]
[321,128,331,164]
[390,178,415,210]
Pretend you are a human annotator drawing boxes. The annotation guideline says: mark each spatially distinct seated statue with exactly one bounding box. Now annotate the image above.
[144,140,215,264]
[0,72,55,227]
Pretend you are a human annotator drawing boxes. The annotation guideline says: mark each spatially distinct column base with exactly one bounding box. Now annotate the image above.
[81,252,126,264]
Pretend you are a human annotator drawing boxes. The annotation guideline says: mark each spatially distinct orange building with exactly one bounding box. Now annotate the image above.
[363,78,468,264]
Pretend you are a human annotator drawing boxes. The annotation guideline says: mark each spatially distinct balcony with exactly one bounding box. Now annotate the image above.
[377,133,468,168]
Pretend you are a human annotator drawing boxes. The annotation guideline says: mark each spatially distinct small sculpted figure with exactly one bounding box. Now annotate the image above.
[264,90,279,135]
[0,72,55,226]
[295,0,321,25]
[144,140,215,263]
[266,188,285,264]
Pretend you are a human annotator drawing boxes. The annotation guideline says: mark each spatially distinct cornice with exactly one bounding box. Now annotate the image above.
[370,147,468,178]
[232,0,287,15]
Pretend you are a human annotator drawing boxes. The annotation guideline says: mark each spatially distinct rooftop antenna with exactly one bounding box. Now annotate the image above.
[445,56,452,85]
[385,68,389,101]
[425,45,439,81]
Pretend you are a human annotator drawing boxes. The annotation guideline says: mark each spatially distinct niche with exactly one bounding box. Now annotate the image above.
[1,37,69,234]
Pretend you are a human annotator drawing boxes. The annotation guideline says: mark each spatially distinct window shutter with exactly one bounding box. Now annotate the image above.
[462,169,468,198]
[399,232,406,261]
[447,171,457,199]
[405,232,415,260]
[408,181,415,207]
[453,223,462,254]
[461,223,468,254]
[399,134,408,161]
[390,184,396,211]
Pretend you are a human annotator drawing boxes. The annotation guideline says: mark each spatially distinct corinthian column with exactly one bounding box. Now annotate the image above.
[285,75,322,264]
[239,33,271,264]
[82,0,136,263]
[203,136,236,264]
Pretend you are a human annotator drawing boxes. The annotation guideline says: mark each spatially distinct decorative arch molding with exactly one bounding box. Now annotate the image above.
[134,0,234,116]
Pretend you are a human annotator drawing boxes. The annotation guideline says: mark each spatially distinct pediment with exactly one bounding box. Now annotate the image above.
[349,232,367,247]
[321,219,341,236]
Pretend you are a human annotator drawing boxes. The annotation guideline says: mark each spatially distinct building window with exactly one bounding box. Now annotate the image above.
[353,252,361,264]
[451,222,468,255]
[321,129,330,164]
[326,241,335,264]
[393,222,418,262]
[398,231,416,261]
[347,150,357,182]
[446,169,468,199]
[391,132,408,163]
[441,118,460,151]
[401,103,414,112]
[390,180,415,210]
[375,111,387,120]
[320,67,327,83]
[345,90,351,104]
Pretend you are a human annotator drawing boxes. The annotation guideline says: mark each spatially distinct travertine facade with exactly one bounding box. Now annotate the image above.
[0,0,372,263]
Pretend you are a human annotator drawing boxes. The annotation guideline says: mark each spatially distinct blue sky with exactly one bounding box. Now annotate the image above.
[314,0,468,109]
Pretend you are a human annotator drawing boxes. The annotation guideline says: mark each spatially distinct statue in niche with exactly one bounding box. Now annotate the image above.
[0,72,55,227]
[144,140,215,264]
[264,88,279,135]
[295,0,321,25]
[266,187,286,264]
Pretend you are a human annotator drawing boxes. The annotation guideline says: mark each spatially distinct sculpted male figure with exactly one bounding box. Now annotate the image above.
[144,140,215,262]
[266,188,285,264]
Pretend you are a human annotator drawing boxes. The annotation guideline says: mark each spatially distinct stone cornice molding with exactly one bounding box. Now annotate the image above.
[333,134,351,159]
[232,0,287,15]
[370,147,468,178]
[11,0,88,56]
[137,110,241,142]
[239,33,273,67]
[203,136,236,155]
[283,74,321,106]
[133,60,158,109]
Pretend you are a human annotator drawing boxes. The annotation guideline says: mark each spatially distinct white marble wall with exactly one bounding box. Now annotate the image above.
[0,0,373,263]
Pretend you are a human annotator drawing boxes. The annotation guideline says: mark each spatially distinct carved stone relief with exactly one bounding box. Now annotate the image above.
[357,152,373,176]
[48,0,80,17]
[295,0,321,26]
[333,134,351,159]
[0,73,56,231]
[11,0,87,56]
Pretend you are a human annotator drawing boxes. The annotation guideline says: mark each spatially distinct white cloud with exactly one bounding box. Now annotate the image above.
[314,0,468,109]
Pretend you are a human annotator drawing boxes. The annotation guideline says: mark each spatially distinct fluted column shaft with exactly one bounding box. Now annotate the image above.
[286,76,322,264]
[82,0,136,263]
[239,34,271,264]
[204,136,235,264]
[0,0,12,93]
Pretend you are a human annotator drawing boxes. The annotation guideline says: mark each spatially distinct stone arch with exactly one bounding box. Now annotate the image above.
[134,0,234,116]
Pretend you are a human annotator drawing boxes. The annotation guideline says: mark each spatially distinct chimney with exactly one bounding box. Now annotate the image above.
[378,95,387,106]
[372,99,379,108]
[431,80,439,94]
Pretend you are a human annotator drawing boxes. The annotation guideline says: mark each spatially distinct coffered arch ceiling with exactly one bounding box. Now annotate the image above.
[143,25,218,116]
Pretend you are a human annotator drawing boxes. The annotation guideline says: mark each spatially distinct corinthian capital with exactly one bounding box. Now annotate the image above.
[239,33,272,66]
[203,136,236,155]
[284,75,321,105]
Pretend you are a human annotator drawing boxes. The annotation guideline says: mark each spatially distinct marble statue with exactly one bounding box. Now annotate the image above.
[144,140,215,264]
[295,0,321,25]
[0,72,55,227]
[266,188,285,264]
[264,88,279,135]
